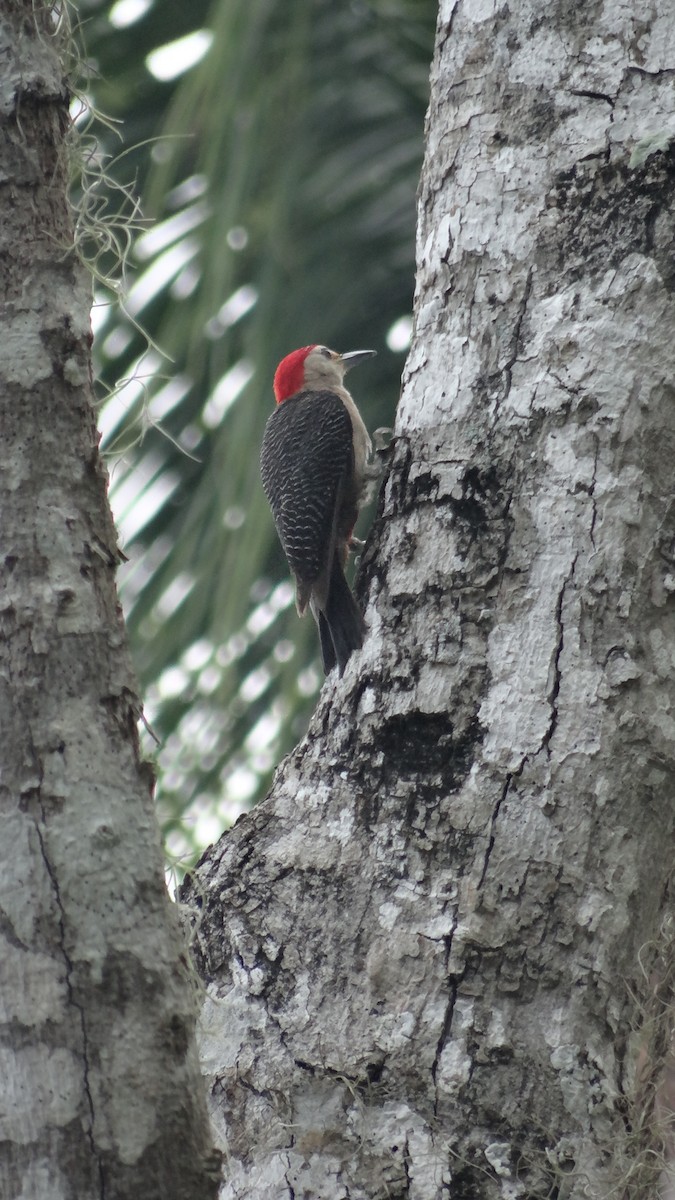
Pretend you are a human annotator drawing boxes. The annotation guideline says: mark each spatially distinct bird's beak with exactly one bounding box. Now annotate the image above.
[340,349,377,372]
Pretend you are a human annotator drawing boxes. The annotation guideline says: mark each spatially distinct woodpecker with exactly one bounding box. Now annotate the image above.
[260,344,376,675]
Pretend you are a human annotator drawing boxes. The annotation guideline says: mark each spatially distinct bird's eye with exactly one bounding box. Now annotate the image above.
[320,347,331,358]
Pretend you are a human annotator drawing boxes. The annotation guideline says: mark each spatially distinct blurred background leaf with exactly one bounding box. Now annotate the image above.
[76,0,436,868]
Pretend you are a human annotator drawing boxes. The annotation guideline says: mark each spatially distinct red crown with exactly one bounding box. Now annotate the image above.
[273,345,316,404]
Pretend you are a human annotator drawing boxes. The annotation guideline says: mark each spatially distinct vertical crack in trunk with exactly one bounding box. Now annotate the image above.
[432,910,462,1115]
[540,554,579,757]
[31,784,104,1198]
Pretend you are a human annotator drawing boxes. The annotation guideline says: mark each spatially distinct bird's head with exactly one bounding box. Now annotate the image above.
[273,344,376,404]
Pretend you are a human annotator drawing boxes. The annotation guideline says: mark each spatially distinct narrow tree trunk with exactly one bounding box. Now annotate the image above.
[184,2,675,1197]
[0,6,217,1198]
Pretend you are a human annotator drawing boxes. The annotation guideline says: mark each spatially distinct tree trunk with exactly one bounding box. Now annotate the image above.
[184,2,675,1197]
[0,6,217,1198]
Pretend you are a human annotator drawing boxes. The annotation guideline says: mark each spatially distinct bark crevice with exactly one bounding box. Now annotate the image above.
[31,776,102,1195]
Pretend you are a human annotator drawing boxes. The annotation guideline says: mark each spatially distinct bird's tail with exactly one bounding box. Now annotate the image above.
[316,555,366,676]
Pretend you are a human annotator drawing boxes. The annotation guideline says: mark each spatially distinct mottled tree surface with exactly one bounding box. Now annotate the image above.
[0,5,217,1199]
[183,2,675,1197]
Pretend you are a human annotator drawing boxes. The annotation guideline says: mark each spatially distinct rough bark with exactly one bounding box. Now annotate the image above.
[183,2,675,1197]
[0,5,218,1198]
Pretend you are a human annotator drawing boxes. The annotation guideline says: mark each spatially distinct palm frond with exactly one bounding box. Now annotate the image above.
[83,0,436,860]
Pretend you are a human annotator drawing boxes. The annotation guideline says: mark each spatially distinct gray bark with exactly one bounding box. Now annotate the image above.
[0,5,218,1198]
[184,1,675,1197]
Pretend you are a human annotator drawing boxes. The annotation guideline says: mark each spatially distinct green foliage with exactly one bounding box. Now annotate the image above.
[80,0,436,864]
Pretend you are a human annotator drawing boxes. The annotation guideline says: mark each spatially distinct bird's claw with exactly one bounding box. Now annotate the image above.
[373,426,394,454]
